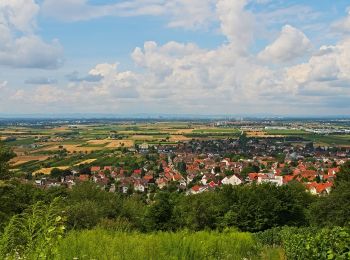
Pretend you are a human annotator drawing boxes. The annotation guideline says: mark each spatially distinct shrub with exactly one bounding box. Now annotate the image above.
[256,226,350,260]
[281,227,350,260]
[0,198,65,259]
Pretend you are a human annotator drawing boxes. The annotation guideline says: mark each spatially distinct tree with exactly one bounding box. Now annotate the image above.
[144,192,176,231]
[309,162,350,227]
[0,141,15,180]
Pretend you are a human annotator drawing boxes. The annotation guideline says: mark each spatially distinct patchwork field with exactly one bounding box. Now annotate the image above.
[1,121,349,174]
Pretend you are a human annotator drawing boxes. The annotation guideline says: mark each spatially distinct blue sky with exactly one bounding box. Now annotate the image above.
[0,0,350,116]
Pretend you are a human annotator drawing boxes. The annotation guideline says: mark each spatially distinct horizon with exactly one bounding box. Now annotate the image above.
[1,1,350,115]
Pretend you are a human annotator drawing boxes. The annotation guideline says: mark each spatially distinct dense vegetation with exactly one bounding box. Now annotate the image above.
[1,140,350,259]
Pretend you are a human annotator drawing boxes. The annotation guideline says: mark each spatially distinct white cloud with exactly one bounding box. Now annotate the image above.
[216,0,255,50]
[287,38,350,101]
[0,80,7,89]
[332,9,350,33]
[258,25,312,63]
[0,0,63,69]
[2,0,350,115]
[41,0,216,29]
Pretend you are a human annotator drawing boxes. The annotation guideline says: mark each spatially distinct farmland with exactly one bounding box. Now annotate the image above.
[1,119,350,175]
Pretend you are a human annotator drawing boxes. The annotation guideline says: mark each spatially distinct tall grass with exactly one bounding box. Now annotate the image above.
[56,229,262,260]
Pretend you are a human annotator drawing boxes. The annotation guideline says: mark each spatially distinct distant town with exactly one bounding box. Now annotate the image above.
[2,118,349,197]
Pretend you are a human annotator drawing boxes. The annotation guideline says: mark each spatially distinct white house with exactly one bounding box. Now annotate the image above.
[221,174,243,186]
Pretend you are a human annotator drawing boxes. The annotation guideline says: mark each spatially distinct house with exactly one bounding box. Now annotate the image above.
[307,182,333,195]
[188,185,207,195]
[221,174,243,186]
[104,166,113,172]
[156,177,168,189]
[257,175,283,186]
[91,166,101,172]
[134,180,147,193]
[79,174,90,182]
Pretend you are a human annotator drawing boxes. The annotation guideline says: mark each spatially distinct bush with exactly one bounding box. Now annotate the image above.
[0,198,65,259]
[256,226,350,260]
[281,227,350,260]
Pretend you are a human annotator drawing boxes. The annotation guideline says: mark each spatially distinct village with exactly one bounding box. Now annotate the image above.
[33,135,349,196]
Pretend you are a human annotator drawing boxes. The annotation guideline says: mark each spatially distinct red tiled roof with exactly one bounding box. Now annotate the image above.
[91,166,100,172]
[143,175,153,181]
[248,173,259,180]
[79,174,90,182]
[191,185,201,192]
[133,169,142,175]
[283,175,295,183]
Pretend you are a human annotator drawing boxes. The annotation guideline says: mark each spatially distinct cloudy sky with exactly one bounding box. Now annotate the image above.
[0,0,350,116]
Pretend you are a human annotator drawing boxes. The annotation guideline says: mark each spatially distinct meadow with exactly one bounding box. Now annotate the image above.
[55,229,282,260]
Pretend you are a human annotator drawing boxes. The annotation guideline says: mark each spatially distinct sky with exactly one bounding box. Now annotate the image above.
[0,0,350,116]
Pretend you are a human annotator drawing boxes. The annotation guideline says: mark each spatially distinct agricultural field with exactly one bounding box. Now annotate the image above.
[1,120,350,175]
[0,122,235,173]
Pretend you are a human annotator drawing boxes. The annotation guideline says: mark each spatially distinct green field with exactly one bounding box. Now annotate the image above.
[56,229,281,260]
[264,129,308,135]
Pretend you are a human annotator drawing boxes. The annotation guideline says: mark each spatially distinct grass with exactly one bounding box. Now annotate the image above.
[303,134,350,146]
[264,129,308,135]
[193,128,240,133]
[55,229,282,260]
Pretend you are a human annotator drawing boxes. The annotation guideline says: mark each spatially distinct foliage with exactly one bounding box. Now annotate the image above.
[0,198,65,259]
[256,226,350,260]
[66,182,123,229]
[281,227,350,260]
[0,141,15,180]
[308,181,350,227]
[0,181,47,230]
[56,228,261,260]
[309,162,350,228]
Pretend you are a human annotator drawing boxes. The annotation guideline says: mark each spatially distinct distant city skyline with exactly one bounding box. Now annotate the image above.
[1,0,350,115]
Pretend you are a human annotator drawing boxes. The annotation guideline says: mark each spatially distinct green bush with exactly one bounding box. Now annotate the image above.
[0,198,65,259]
[281,227,350,260]
[256,226,350,260]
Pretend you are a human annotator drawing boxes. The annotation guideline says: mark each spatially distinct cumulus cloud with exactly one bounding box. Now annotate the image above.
[286,38,350,103]
[258,25,312,63]
[216,0,255,50]
[0,0,63,69]
[3,0,350,115]
[332,8,350,33]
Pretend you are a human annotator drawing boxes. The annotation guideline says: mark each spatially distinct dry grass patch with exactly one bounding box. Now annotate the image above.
[131,135,155,140]
[86,139,110,145]
[10,155,49,166]
[105,140,134,148]
[74,159,97,166]
[33,166,69,175]
[169,135,191,142]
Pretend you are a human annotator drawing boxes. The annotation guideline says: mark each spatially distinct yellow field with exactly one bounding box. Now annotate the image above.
[33,166,69,175]
[74,159,97,166]
[10,155,50,166]
[130,135,155,140]
[169,135,192,142]
[86,140,110,145]
[105,140,134,148]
